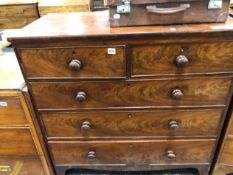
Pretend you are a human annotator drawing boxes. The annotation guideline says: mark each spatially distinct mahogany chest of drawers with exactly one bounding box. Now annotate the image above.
[0,1,39,29]
[8,11,233,175]
[0,51,52,175]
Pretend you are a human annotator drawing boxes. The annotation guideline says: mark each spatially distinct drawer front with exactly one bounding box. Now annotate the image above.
[0,5,38,18]
[132,42,233,77]
[220,139,233,165]
[0,156,44,175]
[42,109,222,139]
[0,128,37,156]
[228,112,233,136]
[17,46,126,79]
[0,96,27,125]
[39,5,90,16]
[0,17,37,29]
[49,140,215,165]
[30,78,231,110]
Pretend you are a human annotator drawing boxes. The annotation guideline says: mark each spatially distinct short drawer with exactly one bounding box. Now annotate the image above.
[17,46,126,79]
[132,42,233,77]
[0,96,27,125]
[49,140,215,166]
[30,78,231,110]
[41,109,222,139]
[0,4,38,18]
[0,156,44,175]
[220,139,233,165]
[0,128,37,156]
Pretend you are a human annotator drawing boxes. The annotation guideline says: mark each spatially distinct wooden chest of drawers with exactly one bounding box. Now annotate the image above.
[213,99,233,174]
[0,51,52,175]
[0,1,39,29]
[8,11,233,175]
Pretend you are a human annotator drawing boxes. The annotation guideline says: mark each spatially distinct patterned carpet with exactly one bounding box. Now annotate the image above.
[66,168,198,175]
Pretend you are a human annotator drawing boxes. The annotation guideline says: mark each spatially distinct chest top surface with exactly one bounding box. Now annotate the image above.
[7,10,233,42]
[0,51,24,90]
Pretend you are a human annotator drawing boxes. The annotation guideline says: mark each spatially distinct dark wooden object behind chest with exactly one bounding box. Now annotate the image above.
[8,11,233,175]
[107,0,230,27]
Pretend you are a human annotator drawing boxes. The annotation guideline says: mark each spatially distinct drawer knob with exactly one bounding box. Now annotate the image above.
[76,91,87,102]
[171,89,184,100]
[167,150,176,160]
[18,9,25,14]
[87,151,96,160]
[169,121,179,130]
[69,59,82,71]
[176,55,189,68]
[81,121,91,131]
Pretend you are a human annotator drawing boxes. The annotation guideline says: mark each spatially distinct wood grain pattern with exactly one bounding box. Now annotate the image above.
[41,109,222,139]
[219,139,233,165]
[0,4,38,18]
[18,46,126,79]
[0,156,45,175]
[30,78,231,110]
[213,164,233,175]
[228,111,233,136]
[0,95,27,126]
[49,139,215,165]
[0,17,37,29]
[39,5,90,16]
[0,128,37,156]
[132,42,233,77]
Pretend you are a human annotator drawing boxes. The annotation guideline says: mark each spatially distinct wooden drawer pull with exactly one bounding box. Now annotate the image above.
[81,121,91,131]
[176,55,189,68]
[69,59,82,71]
[169,121,179,130]
[18,9,25,14]
[171,89,184,100]
[87,151,96,160]
[0,166,12,173]
[75,91,87,102]
[167,150,176,160]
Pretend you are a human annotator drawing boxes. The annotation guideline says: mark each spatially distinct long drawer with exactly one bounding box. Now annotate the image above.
[0,95,27,125]
[0,17,37,29]
[41,109,222,139]
[17,46,126,79]
[0,128,37,156]
[132,42,233,77]
[0,4,38,18]
[219,139,233,165]
[0,156,44,175]
[30,78,231,110]
[49,139,215,166]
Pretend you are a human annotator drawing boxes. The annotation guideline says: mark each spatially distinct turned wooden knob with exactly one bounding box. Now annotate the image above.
[169,121,179,130]
[167,150,176,160]
[171,89,184,100]
[87,151,96,160]
[75,91,86,102]
[176,55,189,68]
[81,121,91,131]
[18,9,24,14]
[69,59,82,71]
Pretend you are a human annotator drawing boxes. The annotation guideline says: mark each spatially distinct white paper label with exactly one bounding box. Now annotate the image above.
[107,48,116,55]
[0,101,7,107]
[113,14,121,19]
